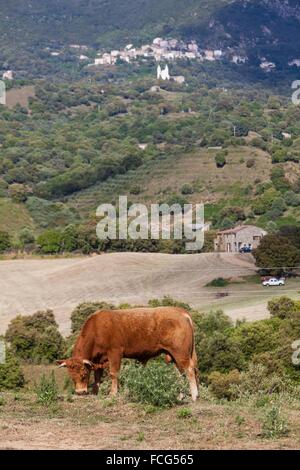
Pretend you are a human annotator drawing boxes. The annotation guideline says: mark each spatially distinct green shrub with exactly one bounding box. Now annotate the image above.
[193,311,245,374]
[121,359,189,408]
[70,301,114,334]
[0,231,11,253]
[268,297,298,319]
[148,296,191,311]
[19,227,35,246]
[181,184,194,195]
[35,371,59,405]
[206,277,229,288]
[215,152,227,168]
[231,363,292,398]
[284,191,300,207]
[229,318,281,360]
[208,369,241,400]
[261,405,289,439]
[0,351,25,391]
[5,310,65,363]
[177,407,193,419]
[37,229,63,253]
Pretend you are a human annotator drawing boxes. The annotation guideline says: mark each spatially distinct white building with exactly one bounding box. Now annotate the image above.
[214,50,223,58]
[204,50,215,61]
[260,60,276,72]
[157,64,170,80]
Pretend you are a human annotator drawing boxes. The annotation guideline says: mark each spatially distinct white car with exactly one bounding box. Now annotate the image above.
[262,277,285,287]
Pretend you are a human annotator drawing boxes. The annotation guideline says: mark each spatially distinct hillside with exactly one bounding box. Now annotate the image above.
[1,75,300,252]
[1,0,300,79]
[2,251,300,335]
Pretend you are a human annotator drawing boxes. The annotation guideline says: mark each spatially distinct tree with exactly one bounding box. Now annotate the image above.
[19,227,35,246]
[5,310,65,363]
[8,183,32,202]
[253,234,300,275]
[278,225,300,249]
[215,151,227,168]
[37,230,62,254]
[268,297,298,319]
[71,301,114,334]
[0,350,25,390]
[0,231,11,253]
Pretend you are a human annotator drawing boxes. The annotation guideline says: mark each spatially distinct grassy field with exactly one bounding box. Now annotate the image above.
[0,198,35,235]
[5,86,35,109]
[0,365,300,450]
[67,146,272,216]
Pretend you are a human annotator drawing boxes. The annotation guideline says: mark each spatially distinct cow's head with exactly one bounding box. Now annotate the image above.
[56,358,96,395]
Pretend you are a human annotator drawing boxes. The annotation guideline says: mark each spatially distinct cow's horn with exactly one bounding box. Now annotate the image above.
[83,359,93,367]
[56,361,67,368]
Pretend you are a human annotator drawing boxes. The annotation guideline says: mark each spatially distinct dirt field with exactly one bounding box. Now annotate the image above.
[0,365,300,450]
[0,252,259,334]
[0,252,299,334]
[5,86,35,109]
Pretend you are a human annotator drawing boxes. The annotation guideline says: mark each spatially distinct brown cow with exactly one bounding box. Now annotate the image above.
[57,306,199,401]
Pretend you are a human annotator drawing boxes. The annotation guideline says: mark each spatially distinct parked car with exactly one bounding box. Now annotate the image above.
[262,277,285,287]
[239,246,252,253]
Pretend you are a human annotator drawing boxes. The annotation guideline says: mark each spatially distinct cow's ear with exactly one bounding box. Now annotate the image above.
[82,359,96,370]
[56,360,67,368]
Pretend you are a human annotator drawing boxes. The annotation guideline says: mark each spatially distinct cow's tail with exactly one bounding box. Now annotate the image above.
[184,312,198,379]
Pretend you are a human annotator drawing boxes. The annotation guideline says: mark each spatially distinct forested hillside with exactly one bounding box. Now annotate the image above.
[1,67,300,254]
[1,0,300,78]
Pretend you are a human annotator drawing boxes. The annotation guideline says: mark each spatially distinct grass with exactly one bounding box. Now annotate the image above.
[67,145,272,220]
[0,198,35,235]
[0,365,296,450]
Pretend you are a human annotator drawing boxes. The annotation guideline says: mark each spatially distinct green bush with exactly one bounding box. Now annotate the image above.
[215,152,227,168]
[229,318,281,360]
[261,405,289,439]
[268,297,299,319]
[37,229,63,254]
[181,184,194,195]
[206,277,229,287]
[5,310,65,363]
[19,227,35,246]
[70,301,114,334]
[121,359,189,408]
[231,363,292,398]
[193,311,245,374]
[148,296,191,311]
[284,191,300,207]
[35,371,59,405]
[208,369,241,400]
[0,350,25,391]
[0,231,11,253]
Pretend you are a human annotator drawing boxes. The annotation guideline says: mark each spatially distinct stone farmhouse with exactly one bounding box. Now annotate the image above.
[214,225,267,253]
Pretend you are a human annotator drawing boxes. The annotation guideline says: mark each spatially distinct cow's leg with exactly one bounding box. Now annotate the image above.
[168,351,199,402]
[92,368,104,395]
[107,350,122,396]
[186,362,199,402]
